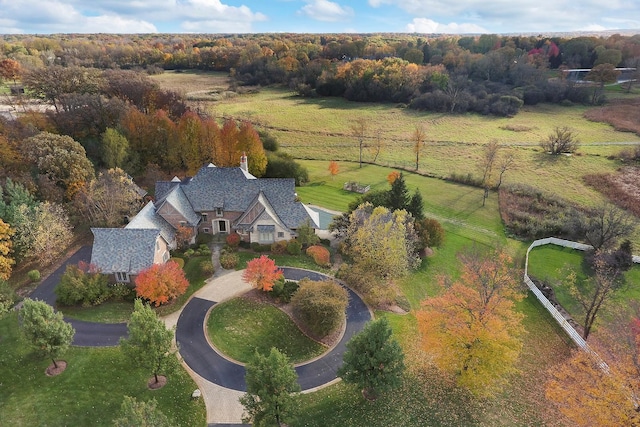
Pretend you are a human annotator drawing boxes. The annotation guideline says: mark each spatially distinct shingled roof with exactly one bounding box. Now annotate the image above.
[125,201,176,248]
[90,228,160,274]
[164,165,318,229]
[156,184,200,226]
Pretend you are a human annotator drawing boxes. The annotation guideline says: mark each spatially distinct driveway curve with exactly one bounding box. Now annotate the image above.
[28,245,128,346]
[176,267,372,392]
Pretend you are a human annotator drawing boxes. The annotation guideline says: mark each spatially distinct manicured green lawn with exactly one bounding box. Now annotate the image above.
[60,300,134,323]
[0,313,205,426]
[206,297,326,364]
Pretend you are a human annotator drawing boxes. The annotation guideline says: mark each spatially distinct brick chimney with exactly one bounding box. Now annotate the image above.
[240,152,248,172]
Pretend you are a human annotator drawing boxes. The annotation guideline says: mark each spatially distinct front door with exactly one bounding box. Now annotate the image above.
[218,220,227,233]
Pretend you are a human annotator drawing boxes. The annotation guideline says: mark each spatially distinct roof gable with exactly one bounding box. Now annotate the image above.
[125,201,176,247]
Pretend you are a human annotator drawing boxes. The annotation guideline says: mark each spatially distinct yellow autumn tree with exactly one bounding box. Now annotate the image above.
[0,219,15,280]
[546,349,640,426]
[417,249,525,396]
[546,312,640,426]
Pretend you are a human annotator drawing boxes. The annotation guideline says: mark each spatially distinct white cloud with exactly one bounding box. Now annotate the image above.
[0,0,266,33]
[81,16,157,33]
[299,0,354,22]
[369,0,640,33]
[407,18,488,34]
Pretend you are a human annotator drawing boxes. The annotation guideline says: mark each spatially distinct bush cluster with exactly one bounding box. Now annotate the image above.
[226,233,241,247]
[290,279,348,337]
[272,280,299,303]
[306,245,331,266]
[499,184,581,240]
[56,264,131,307]
[250,242,271,252]
[286,240,302,256]
[200,259,215,276]
[270,240,288,254]
[27,270,41,282]
[220,251,239,269]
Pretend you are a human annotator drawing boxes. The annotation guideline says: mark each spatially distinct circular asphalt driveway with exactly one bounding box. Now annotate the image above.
[30,247,371,392]
[176,267,371,392]
[28,246,128,346]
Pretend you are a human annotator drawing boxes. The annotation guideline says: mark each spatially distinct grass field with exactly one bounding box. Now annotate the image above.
[150,71,640,209]
[0,313,205,426]
[528,245,640,324]
[206,297,326,364]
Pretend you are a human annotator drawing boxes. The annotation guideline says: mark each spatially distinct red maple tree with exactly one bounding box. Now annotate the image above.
[135,260,189,306]
[242,255,283,292]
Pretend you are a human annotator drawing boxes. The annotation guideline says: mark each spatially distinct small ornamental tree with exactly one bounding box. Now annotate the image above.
[56,262,110,307]
[243,255,284,292]
[20,299,75,370]
[296,220,319,248]
[121,299,174,386]
[328,160,339,179]
[135,260,189,307]
[240,347,300,426]
[291,279,348,337]
[226,232,241,248]
[338,317,405,400]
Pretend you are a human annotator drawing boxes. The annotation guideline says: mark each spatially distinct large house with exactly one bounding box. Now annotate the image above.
[90,155,319,282]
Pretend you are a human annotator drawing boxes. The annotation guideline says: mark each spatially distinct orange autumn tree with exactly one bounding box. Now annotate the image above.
[242,255,284,292]
[545,313,640,426]
[328,161,339,179]
[135,260,189,306]
[417,248,525,396]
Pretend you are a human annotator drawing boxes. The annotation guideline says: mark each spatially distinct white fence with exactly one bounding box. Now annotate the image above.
[523,237,640,372]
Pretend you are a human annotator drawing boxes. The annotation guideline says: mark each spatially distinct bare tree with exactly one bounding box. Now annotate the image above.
[350,118,368,168]
[496,150,515,191]
[369,128,384,163]
[540,126,580,155]
[411,125,426,171]
[480,140,499,207]
[575,203,637,251]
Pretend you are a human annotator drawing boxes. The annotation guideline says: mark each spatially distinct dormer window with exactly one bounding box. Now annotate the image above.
[202,213,208,223]
[216,208,223,217]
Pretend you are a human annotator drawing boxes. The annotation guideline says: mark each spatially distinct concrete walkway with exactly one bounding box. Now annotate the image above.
[163,269,251,425]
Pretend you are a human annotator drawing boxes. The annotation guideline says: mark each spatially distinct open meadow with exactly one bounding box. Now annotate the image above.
[153,71,640,209]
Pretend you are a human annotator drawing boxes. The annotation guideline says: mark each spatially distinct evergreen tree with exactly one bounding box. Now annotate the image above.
[408,189,424,220]
[240,348,300,426]
[338,317,405,400]
[387,172,409,211]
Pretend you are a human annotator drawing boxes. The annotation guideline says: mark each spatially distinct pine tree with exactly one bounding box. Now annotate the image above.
[338,317,405,400]
[240,348,300,426]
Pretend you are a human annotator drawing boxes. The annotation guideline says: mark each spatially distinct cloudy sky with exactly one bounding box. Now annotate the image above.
[0,0,638,35]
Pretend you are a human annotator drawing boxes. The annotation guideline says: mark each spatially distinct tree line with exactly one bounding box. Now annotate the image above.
[2,33,639,116]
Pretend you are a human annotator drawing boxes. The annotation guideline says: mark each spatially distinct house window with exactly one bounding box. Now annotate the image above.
[204,228,210,234]
[202,214,208,223]
[163,251,170,262]
[216,208,223,217]
[115,272,129,283]
[277,232,285,238]
[258,225,275,244]
[218,220,227,233]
